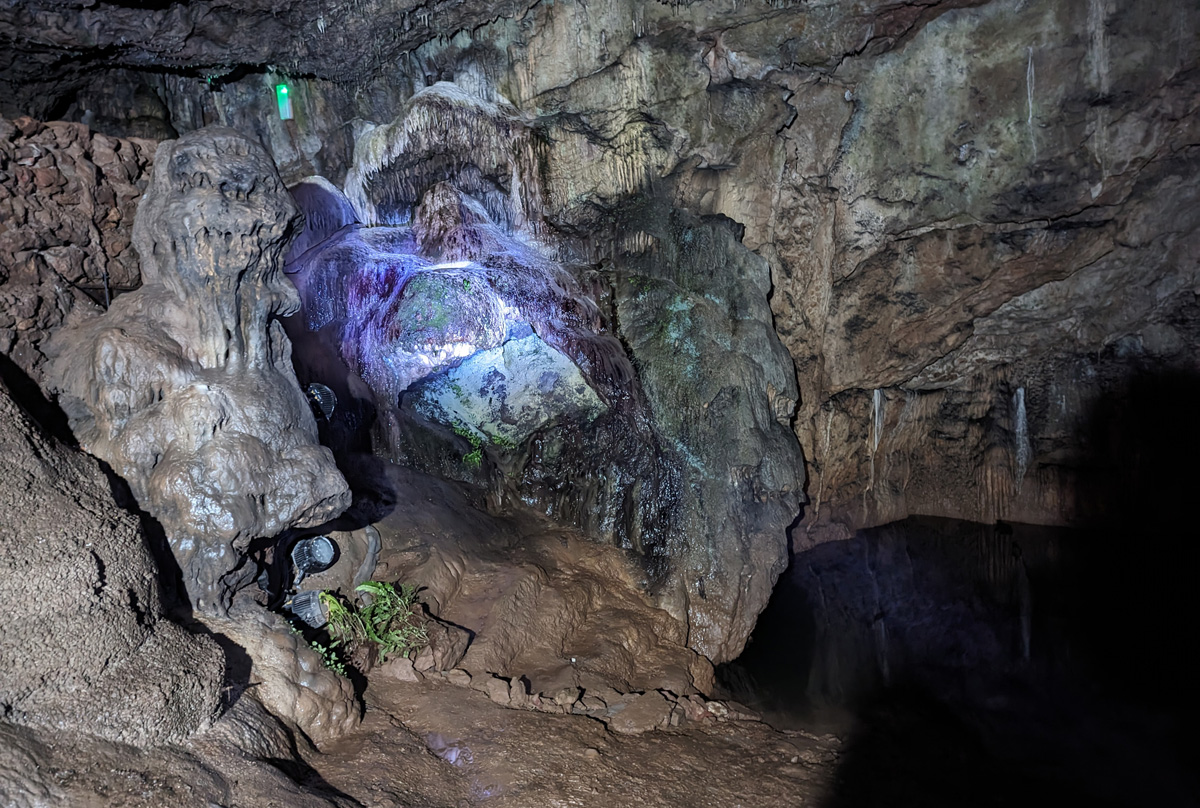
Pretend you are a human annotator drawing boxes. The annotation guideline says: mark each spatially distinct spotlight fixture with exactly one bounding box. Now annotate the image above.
[275,83,293,120]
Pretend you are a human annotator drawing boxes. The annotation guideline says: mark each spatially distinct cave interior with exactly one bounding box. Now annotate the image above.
[0,1,1197,806]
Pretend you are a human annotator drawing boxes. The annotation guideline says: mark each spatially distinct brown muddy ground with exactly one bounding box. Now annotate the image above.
[284,459,844,808]
[308,676,842,808]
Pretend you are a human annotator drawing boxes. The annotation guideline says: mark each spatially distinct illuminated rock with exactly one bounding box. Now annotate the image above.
[409,332,607,446]
[287,83,805,663]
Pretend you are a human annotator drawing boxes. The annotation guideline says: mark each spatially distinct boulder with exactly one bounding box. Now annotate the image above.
[410,332,608,447]
[605,691,673,735]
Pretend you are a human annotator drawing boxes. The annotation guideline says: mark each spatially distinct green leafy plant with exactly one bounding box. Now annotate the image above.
[319,581,428,664]
[452,422,484,469]
[308,639,349,676]
[490,434,517,451]
[356,581,428,661]
[290,626,349,676]
[463,447,483,469]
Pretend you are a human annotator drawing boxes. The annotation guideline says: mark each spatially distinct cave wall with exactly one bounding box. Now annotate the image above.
[2,0,1198,653]
[16,0,1190,541]
[0,117,153,383]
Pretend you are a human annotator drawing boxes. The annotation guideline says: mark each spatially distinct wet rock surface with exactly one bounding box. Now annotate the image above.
[410,332,609,448]
[776,0,1200,542]
[286,82,805,664]
[47,127,350,613]
[315,675,839,808]
[33,0,1190,550]
[0,370,224,748]
[202,604,361,746]
[612,204,806,661]
[1,1,1198,805]
[365,461,714,698]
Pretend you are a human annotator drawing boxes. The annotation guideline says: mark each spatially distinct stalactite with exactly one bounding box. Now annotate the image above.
[343,82,544,240]
[1013,385,1032,489]
[871,387,885,454]
[1026,46,1037,161]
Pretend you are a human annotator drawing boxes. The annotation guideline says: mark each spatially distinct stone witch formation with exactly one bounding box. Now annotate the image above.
[48,128,351,614]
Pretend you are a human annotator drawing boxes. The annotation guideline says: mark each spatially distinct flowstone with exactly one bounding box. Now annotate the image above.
[48,127,351,614]
[286,81,805,663]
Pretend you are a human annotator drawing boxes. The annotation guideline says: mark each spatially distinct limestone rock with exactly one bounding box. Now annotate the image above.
[443,668,472,688]
[0,713,345,808]
[552,687,582,708]
[410,332,608,446]
[678,695,712,724]
[483,676,513,706]
[775,0,1200,542]
[0,1,539,122]
[0,116,152,384]
[6,0,1197,677]
[47,127,351,613]
[195,693,298,762]
[606,691,673,735]
[613,206,806,662]
[436,549,713,696]
[381,656,424,683]
[579,694,607,715]
[203,606,359,745]
[295,85,805,665]
[412,612,471,673]
[0,371,224,748]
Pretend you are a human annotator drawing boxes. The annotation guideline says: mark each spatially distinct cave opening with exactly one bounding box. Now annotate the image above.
[715,365,1200,808]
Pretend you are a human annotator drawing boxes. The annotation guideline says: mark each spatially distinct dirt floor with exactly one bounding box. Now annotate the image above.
[307,675,841,808]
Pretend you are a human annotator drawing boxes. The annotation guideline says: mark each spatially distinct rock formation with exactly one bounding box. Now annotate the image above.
[282,84,804,662]
[0,369,224,748]
[47,127,351,613]
[0,117,152,383]
[0,1,1197,805]
[2,0,1197,661]
[771,0,1200,544]
[204,605,361,745]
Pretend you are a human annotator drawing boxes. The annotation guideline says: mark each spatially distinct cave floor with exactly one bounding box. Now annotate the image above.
[305,675,841,808]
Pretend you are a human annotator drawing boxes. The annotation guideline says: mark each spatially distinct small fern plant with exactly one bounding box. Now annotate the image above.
[319,581,428,664]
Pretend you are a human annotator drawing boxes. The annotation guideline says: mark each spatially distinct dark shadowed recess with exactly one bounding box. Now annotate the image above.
[0,354,72,443]
[718,370,1198,807]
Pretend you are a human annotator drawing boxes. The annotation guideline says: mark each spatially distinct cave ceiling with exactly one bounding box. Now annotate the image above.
[0,0,993,117]
[0,0,540,114]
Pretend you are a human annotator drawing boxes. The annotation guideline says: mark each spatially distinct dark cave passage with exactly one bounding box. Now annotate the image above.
[717,514,1196,807]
